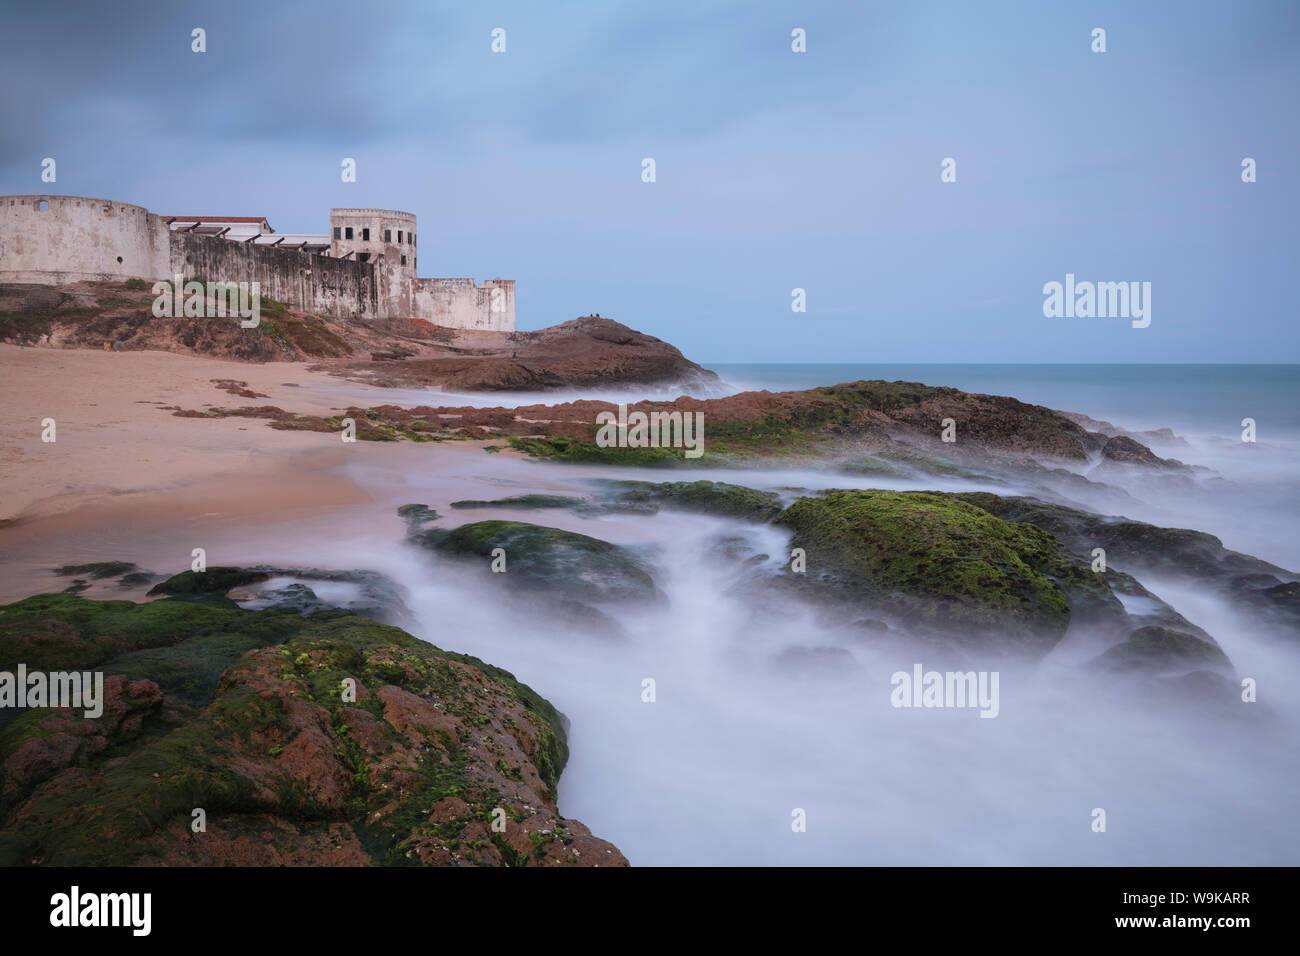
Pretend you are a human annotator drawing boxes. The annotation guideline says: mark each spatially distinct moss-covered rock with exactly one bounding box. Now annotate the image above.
[148,567,270,598]
[508,435,696,466]
[145,566,407,621]
[0,593,626,867]
[774,490,1118,654]
[411,520,657,604]
[52,561,137,579]
[449,494,585,511]
[396,503,440,529]
[1092,626,1231,675]
[600,480,784,522]
[0,593,261,674]
[950,493,1289,580]
[950,491,1299,631]
[833,458,903,478]
[505,380,1102,468]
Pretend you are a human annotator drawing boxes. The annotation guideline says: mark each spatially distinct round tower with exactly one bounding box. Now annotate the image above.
[329,208,417,317]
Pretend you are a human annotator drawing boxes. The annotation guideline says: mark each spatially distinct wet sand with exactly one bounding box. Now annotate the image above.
[0,343,526,601]
[0,343,390,522]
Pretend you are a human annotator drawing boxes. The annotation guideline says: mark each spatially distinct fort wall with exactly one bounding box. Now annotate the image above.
[0,195,515,330]
[0,195,169,283]
[330,207,417,319]
[414,277,515,331]
[169,230,379,320]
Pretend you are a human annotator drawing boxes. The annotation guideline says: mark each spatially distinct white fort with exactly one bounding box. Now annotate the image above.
[0,195,515,330]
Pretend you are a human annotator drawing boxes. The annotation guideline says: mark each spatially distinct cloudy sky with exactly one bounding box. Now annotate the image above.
[2,0,1296,362]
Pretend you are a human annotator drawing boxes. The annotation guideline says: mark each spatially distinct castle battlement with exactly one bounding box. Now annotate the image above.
[328,207,415,217]
[0,194,515,331]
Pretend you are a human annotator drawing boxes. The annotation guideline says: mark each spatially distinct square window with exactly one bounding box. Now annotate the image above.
[333,227,341,239]
[38,200,48,211]
[345,227,353,239]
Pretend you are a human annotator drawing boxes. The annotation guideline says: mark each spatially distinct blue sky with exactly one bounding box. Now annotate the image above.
[2,0,1297,362]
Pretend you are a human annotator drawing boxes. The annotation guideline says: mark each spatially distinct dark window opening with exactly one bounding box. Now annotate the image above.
[358,252,370,263]
[384,229,391,242]
[345,227,353,239]
[362,228,370,241]
[401,255,406,266]
[397,230,403,242]
[333,227,341,239]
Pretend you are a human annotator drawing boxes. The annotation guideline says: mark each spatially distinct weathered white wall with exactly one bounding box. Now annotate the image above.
[330,208,419,318]
[0,195,170,283]
[413,277,515,331]
[0,195,516,330]
[169,230,379,321]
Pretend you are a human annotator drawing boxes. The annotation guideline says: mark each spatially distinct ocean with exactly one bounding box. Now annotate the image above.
[10,361,1297,865]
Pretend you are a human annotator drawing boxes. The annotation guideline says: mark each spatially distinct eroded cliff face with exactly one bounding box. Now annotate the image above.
[0,593,627,867]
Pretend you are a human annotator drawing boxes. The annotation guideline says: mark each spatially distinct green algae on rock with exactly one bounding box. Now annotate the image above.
[774,489,1119,654]
[0,593,626,867]
[599,479,785,522]
[949,492,1300,631]
[506,379,1108,470]
[410,519,658,604]
[1091,625,1231,676]
[449,494,585,511]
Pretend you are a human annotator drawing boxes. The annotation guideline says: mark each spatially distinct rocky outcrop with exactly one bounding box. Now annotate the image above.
[1,282,718,392]
[501,480,1247,677]
[1056,410,1190,449]
[0,593,626,866]
[400,515,664,640]
[331,316,721,393]
[407,518,659,617]
[147,566,407,622]
[1091,625,1231,675]
[773,489,1119,655]
[449,494,585,512]
[948,492,1300,633]
[1090,435,1192,477]
[505,380,1108,466]
[171,380,1179,510]
[1100,435,1177,467]
[596,480,786,521]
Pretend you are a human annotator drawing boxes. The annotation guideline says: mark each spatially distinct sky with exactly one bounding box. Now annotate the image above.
[1,0,1297,362]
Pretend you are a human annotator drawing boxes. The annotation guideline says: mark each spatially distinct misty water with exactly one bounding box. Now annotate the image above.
[52,367,1300,865]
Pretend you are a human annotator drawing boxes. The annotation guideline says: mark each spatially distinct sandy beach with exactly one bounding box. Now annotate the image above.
[0,343,396,524]
[0,342,536,601]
